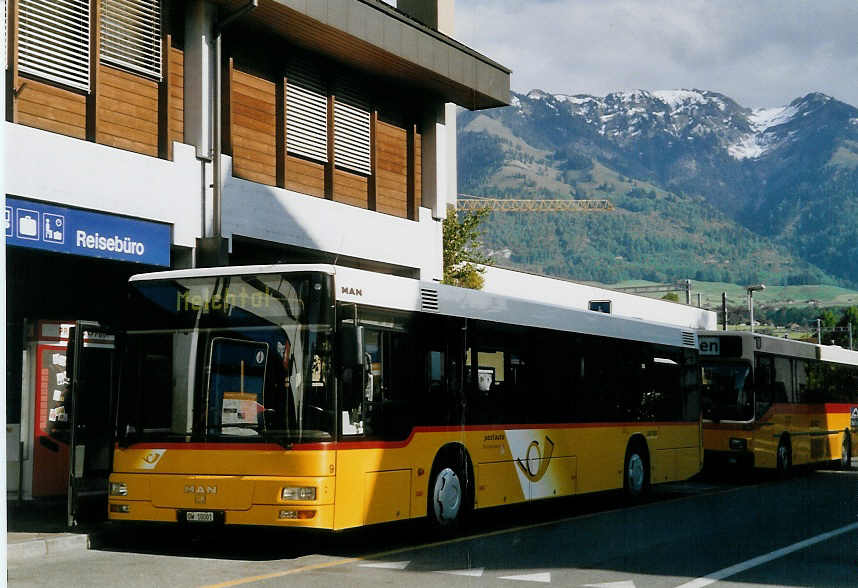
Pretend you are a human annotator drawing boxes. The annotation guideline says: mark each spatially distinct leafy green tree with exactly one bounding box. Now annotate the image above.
[834,306,858,348]
[442,205,492,289]
[820,309,839,328]
[661,292,680,302]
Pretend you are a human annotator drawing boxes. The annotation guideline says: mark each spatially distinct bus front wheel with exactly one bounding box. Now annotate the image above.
[428,448,473,530]
[840,430,852,470]
[623,439,650,500]
[776,436,792,477]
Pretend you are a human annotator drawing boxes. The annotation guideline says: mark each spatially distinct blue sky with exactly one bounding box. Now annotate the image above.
[454,0,858,109]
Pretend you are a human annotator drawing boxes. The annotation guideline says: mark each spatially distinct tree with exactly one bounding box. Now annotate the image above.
[834,306,858,348]
[442,204,492,289]
[819,307,858,347]
[661,292,680,302]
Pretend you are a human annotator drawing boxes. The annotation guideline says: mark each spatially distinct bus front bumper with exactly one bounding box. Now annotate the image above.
[107,473,335,529]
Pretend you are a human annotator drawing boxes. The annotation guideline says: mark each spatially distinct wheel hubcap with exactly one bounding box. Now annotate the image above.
[433,468,461,523]
[778,445,789,469]
[627,453,644,494]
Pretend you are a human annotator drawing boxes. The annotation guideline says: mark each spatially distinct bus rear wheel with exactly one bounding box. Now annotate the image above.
[623,440,650,500]
[776,436,792,477]
[840,430,852,470]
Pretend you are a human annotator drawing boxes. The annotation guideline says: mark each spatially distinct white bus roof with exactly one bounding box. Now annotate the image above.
[131,264,699,350]
[698,330,858,366]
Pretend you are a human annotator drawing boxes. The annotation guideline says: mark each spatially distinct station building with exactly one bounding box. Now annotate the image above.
[4,0,510,500]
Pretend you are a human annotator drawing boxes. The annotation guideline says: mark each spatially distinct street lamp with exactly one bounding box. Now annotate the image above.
[746,284,765,332]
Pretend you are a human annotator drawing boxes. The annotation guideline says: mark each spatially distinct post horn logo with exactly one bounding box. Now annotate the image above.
[136,449,166,470]
[516,435,555,482]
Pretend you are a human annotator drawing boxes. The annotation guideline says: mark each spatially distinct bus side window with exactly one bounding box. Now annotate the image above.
[755,355,774,419]
[775,356,794,402]
[427,350,445,395]
[356,328,415,441]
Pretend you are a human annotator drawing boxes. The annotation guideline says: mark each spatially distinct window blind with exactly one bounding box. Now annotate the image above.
[334,86,371,175]
[286,64,328,163]
[100,0,161,80]
[18,0,91,91]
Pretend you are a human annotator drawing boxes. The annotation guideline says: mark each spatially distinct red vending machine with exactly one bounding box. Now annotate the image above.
[32,321,75,497]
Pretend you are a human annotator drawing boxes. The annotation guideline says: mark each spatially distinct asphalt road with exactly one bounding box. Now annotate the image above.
[9,466,858,587]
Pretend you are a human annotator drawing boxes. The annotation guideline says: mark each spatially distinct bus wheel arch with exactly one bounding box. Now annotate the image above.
[427,443,474,529]
[623,435,651,500]
[840,429,852,470]
[776,434,792,476]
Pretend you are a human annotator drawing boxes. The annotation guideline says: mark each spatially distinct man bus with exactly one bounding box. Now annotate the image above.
[699,330,858,473]
[106,264,703,530]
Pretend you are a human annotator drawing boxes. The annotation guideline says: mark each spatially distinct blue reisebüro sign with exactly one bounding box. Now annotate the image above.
[4,197,171,266]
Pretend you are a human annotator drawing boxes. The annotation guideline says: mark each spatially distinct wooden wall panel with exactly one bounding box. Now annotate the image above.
[414,131,422,209]
[15,78,87,140]
[231,69,276,185]
[286,155,326,198]
[375,120,407,218]
[168,46,184,147]
[96,65,158,157]
[333,169,369,208]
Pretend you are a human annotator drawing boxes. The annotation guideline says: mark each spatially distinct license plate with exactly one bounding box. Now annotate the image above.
[186,511,214,523]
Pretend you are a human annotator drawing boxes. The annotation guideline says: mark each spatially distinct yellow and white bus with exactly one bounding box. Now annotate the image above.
[699,331,858,472]
[107,264,703,530]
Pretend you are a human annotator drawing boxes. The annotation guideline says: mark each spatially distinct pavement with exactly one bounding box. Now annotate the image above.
[6,497,94,561]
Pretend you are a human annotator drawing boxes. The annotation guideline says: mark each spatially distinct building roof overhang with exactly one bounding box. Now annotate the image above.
[214,0,511,110]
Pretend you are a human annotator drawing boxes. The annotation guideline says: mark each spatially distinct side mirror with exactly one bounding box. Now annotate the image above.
[336,324,364,411]
[336,324,364,369]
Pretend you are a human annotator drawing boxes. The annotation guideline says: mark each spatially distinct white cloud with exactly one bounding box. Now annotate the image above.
[454,0,858,108]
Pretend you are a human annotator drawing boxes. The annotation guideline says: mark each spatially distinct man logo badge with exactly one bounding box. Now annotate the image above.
[185,485,218,505]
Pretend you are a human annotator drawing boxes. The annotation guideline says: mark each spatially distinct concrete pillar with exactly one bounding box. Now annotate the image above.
[445,102,457,211]
[397,0,454,34]
[420,103,448,219]
[401,1,458,215]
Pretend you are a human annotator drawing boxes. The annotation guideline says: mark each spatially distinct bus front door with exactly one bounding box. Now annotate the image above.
[67,322,118,528]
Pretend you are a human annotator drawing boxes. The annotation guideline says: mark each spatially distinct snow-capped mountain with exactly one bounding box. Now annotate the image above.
[458,89,858,286]
[509,88,853,162]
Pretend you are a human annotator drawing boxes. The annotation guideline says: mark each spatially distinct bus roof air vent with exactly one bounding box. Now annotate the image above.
[421,288,439,312]
[681,331,696,347]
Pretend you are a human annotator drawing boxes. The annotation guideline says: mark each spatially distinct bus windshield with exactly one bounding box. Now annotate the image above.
[118,272,334,445]
[701,362,752,422]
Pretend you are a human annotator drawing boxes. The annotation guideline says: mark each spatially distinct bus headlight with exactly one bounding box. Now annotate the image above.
[109,482,128,496]
[281,486,316,501]
[729,438,747,451]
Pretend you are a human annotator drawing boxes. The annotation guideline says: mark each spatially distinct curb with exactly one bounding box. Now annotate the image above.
[8,534,90,561]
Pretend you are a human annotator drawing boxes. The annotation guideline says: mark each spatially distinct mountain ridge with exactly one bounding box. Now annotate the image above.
[457,88,858,287]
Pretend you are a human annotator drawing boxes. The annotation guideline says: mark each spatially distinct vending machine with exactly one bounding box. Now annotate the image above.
[31,321,75,497]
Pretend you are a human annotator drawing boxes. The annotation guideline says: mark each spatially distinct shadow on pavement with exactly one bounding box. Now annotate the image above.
[87,484,724,562]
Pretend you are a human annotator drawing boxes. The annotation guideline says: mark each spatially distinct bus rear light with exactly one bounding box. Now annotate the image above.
[281,486,316,501]
[110,504,130,514]
[279,509,316,520]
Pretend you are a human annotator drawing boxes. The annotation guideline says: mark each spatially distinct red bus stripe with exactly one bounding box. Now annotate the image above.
[121,421,695,452]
